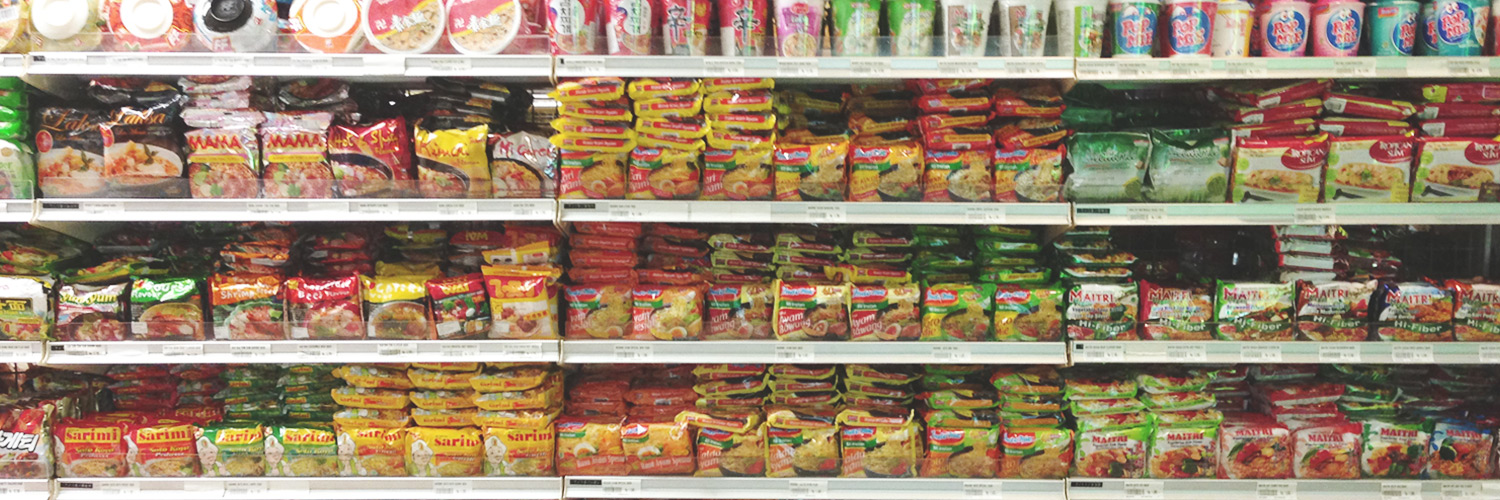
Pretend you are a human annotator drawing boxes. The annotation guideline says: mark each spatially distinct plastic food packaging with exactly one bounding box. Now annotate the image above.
[1296,280,1374,341]
[1056,0,1108,56]
[1367,0,1417,55]
[1373,281,1454,341]
[262,112,335,199]
[1211,0,1252,56]
[446,0,525,54]
[1108,0,1159,57]
[1214,281,1295,341]
[832,0,880,56]
[661,0,708,54]
[1318,117,1412,136]
[1162,0,1215,56]
[1066,132,1150,202]
[720,0,769,55]
[888,0,936,55]
[999,0,1050,56]
[1412,137,1500,202]
[943,0,993,55]
[1311,0,1362,56]
[604,0,652,54]
[1146,128,1229,203]
[1231,133,1329,203]
[1323,135,1413,203]
[362,0,446,53]
[291,0,366,53]
[1259,0,1311,56]
[1434,0,1484,55]
[775,0,824,56]
[102,0,194,51]
[547,0,600,53]
[193,0,277,51]
[30,0,102,51]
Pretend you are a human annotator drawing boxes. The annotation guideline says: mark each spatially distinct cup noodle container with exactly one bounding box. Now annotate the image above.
[604,0,652,54]
[1311,0,1361,55]
[662,0,709,54]
[447,0,527,54]
[1435,0,1484,55]
[1366,0,1417,55]
[942,0,994,56]
[775,0,824,56]
[1419,0,1435,52]
[1163,0,1215,56]
[362,0,447,53]
[999,0,1050,55]
[31,0,101,50]
[1109,0,1160,57]
[888,0,936,55]
[1056,0,1108,56]
[548,0,601,53]
[291,0,365,53]
[1212,0,1252,55]
[103,0,194,51]
[194,0,277,51]
[832,0,881,56]
[720,0,768,55]
[1258,0,1310,56]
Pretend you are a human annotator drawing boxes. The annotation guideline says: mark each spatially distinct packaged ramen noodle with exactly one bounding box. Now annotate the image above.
[1296,280,1375,341]
[55,420,127,477]
[1449,281,1500,341]
[1075,424,1149,478]
[100,103,186,198]
[1066,132,1150,202]
[1145,128,1230,203]
[0,277,48,341]
[1373,281,1455,341]
[775,142,849,201]
[848,142,922,202]
[703,148,774,200]
[632,285,704,340]
[1148,425,1217,478]
[1139,281,1214,340]
[427,274,490,340]
[261,112,334,199]
[774,281,851,341]
[565,284,632,339]
[1361,419,1430,479]
[56,282,128,341]
[210,273,285,341]
[1324,135,1414,203]
[621,418,695,475]
[37,107,106,197]
[1214,281,1295,341]
[286,274,364,340]
[1218,419,1291,479]
[405,427,481,477]
[994,147,1063,202]
[556,416,627,475]
[686,418,766,477]
[186,127,260,198]
[130,277,204,341]
[337,427,407,476]
[1425,418,1492,479]
[195,423,266,477]
[993,285,1063,342]
[1232,134,1330,203]
[492,131,557,198]
[416,122,491,198]
[921,425,998,478]
[482,424,556,476]
[705,283,773,340]
[849,284,921,341]
[1412,137,1500,202]
[484,271,558,339]
[921,283,996,341]
[765,408,839,478]
[363,275,433,340]
[558,149,628,199]
[124,422,198,477]
[329,118,413,197]
[998,427,1072,479]
[1291,420,1360,479]
[1065,283,1140,340]
[923,149,993,202]
[264,425,338,477]
[838,408,918,478]
[628,147,701,200]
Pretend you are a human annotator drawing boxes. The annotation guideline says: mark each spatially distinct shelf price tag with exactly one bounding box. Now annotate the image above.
[1240,344,1284,362]
[500,342,547,361]
[788,479,828,498]
[963,481,1000,498]
[161,344,203,357]
[230,343,271,358]
[1334,59,1376,77]
[614,344,653,361]
[0,481,24,494]
[1392,344,1435,363]
[436,201,478,216]
[80,201,124,214]
[433,479,473,495]
[600,478,640,496]
[965,205,1006,223]
[297,343,337,358]
[777,58,819,77]
[246,201,287,214]
[1075,60,1118,77]
[804,203,847,223]
[507,201,548,218]
[94,481,141,494]
[608,202,646,219]
[1257,481,1296,500]
[0,343,32,359]
[106,54,147,66]
[563,57,606,75]
[62,343,106,356]
[938,60,981,76]
[290,55,334,69]
[377,343,417,356]
[1114,60,1155,77]
[1442,483,1479,500]
[704,58,746,77]
[223,480,269,497]
[212,55,254,67]
[850,59,891,77]
[1318,344,1361,363]
[1480,344,1500,363]
[1226,59,1268,77]
[775,344,814,362]
[1294,205,1336,224]
[1074,342,1126,362]
[440,342,480,358]
[1126,206,1167,223]
[1006,60,1047,75]
[352,201,398,215]
[1166,344,1207,362]
[1382,482,1422,499]
[1123,480,1165,500]
[1169,59,1211,77]
[1446,59,1489,77]
[428,57,472,71]
[931,345,973,362]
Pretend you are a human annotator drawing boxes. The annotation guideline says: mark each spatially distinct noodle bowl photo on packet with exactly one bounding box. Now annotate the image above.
[1232,134,1329,203]
[1412,137,1500,202]
[1324,135,1414,203]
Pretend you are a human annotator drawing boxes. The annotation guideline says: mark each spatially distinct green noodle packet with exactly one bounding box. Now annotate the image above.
[195,422,267,477]
[1146,128,1230,203]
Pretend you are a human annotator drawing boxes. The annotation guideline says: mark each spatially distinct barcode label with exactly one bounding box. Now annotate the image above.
[1257,481,1296,500]
[1227,60,1268,76]
[1166,344,1207,361]
[440,343,480,358]
[1240,344,1284,362]
[508,201,546,218]
[352,201,398,214]
[298,343,336,357]
[94,481,140,494]
[212,55,254,67]
[1074,343,1126,362]
[1006,60,1047,75]
[1169,59,1211,76]
[1126,206,1167,222]
[428,57,472,71]
[1480,344,1500,363]
[230,343,271,358]
[437,201,478,216]
[1076,60,1118,77]
[162,344,203,357]
[500,342,547,360]
[608,202,646,219]
[788,479,828,497]
[64,343,106,356]
[433,479,473,495]
[223,479,268,496]
[804,203,847,223]
[1318,344,1361,363]
[0,343,33,359]
[932,345,972,362]
[963,481,1000,498]
[777,59,819,77]
[1334,59,1376,77]
[1382,482,1422,499]
[1442,483,1478,499]
[704,58,746,77]
[775,344,814,362]
[80,201,124,214]
[965,205,1006,223]
[377,343,417,356]
[290,55,334,68]
[1123,480,1164,499]
[1294,205,1336,224]
[246,201,287,214]
[564,57,606,74]
[1392,344,1435,363]
[0,482,24,494]
[1446,59,1489,76]
[938,60,980,75]
[850,60,891,77]
[600,478,640,495]
[615,344,653,361]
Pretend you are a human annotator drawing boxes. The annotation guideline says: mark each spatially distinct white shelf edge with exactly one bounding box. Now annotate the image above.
[1070,340,1499,364]
[54,477,562,500]
[560,340,1067,364]
[0,341,45,364]
[35,198,555,222]
[558,200,1072,225]
[565,476,1065,500]
[44,340,560,365]
[1066,478,1497,500]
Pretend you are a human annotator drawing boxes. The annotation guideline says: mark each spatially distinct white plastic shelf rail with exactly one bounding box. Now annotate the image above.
[1070,341,1499,364]
[52,477,561,500]
[44,340,558,364]
[35,199,554,222]
[560,340,1067,364]
[565,476,1063,500]
[1066,478,1499,500]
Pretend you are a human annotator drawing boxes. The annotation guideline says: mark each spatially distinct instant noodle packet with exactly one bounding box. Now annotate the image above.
[1215,281,1295,341]
[1373,281,1454,341]
[1448,281,1500,341]
[1139,281,1214,340]
[1295,280,1375,341]
[1065,283,1139,340]
[848,142,923,202]
[921,283,996,341]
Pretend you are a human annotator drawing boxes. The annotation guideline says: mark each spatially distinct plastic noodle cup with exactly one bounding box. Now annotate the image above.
[1109,0,1160,57]
[942,0,994,56]
[106,0,195,51]
[1419,0,1436,53]
[832,0,881,55]
[1163,0,1215,56]
[547,0,601,54]
[1435,0,1482,55]
[195,0,277,51]
[719,0,768,56]
[775,0,825,56]
[1000,0,1051,55]
[292,0,366,53]
[887,0,936,55]
[661,0,709,54]
[1211,0,1252,55]
[1258,0,1310,56]
[1311,0,1361,55]
[1056,0,1107,56]
[1366,0,1417,55]
[604,0,652,54]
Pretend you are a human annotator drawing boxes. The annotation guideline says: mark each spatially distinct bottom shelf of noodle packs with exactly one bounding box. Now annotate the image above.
[1065,478,1494,500]
[52,477,563,500]
[562,476,1064,500]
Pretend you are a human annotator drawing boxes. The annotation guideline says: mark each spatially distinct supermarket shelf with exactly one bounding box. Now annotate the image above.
[0,199,32,221]
[28,53,410,78]
[1073,56,1498,81]
[1070,341,1500,364]
[1070,203,1500,226]
[54,477,562,500]
[45,340,559,364]
[0,478,49,500]
[565,476,1063,500]
[35,198,555,222]
[558,200,1072,225]
[0,54,23,77]
[555,56,1073,79]
[0,341,45,364]
[560,340,1067,364]
[1066,478,1497,500]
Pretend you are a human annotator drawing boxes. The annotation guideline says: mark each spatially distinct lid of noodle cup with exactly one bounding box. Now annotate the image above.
[362,0,446,54]
[301,0,361,37]
[120,0,176,39]
[202,0,253,31]
[33,0,91,39]
[446,0,523,55]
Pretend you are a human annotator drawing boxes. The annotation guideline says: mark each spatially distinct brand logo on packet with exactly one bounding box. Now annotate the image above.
[1390,11,1416,54]
[1268,9,1307,52]
[1114,5,1157,52]
[1169,5,1210,54]
[1439,1,1474,44]
[1369,139,1413,163]
[1280,141,1328,169]
[1464,141,1500,164]
[1326,9,1360,50]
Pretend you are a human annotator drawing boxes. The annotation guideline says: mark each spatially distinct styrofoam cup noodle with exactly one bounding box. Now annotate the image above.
[194,0,278,52]
[362,0,447,54]
[446,0,525,54]
[1211,0,1253,56]
[30,0,103,51]
[291,0,367,53]
[1163,0,1215,56]
[105,0,195,51]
